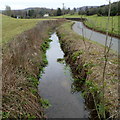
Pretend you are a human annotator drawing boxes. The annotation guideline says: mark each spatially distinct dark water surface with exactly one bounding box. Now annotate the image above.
[73,21,119,53]
[38,33,89,118]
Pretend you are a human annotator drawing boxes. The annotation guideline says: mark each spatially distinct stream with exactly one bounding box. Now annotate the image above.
[38,33,90,118]
[72,21,119,53]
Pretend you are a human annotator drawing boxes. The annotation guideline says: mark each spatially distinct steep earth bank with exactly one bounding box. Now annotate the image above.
[2,20,63,118]
[57,21,118,119]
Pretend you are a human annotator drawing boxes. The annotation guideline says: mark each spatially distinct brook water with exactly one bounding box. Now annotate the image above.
[38,33,90,118]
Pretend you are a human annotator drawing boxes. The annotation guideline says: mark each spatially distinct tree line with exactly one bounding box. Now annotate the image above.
[2,6,75,18]
[78,1,119,16]
[2,1,119,18]
[3,6,57,18]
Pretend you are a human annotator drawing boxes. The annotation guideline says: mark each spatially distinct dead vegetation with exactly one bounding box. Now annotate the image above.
[57,21,119,119]
[2,20,63,118]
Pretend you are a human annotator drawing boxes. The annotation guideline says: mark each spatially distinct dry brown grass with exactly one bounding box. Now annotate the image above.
[2,20,64,118]
[57,21,118,119]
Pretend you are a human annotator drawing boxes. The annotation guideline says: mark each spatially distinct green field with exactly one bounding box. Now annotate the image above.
[84,15,119,37]
[1,14,52,44]
[50,14,119,37]
[2,14,119,45]
[49,14,82,18]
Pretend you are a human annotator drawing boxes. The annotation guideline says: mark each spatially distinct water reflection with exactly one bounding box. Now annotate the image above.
[38,32,89,118]
[70,75,99,119]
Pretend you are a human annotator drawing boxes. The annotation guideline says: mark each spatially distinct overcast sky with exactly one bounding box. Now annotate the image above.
[1,0,118,10]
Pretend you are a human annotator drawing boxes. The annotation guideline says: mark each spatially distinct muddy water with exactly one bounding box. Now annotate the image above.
[38,33,89,118]
[73,21,119,53]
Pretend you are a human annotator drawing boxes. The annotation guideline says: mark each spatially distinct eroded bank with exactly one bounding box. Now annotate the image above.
[2,20,63,118]
[57,21,119,119]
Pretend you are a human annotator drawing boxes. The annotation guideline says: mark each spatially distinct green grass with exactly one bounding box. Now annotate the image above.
[72,50,84,62]
[1,14,52,44]
[39,98,51,109]
[50,14,119,37]
[49,14,82,18]
[84,15,119,37]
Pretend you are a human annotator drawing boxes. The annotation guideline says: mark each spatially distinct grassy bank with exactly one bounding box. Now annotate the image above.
[2,15,63,118]
[2,14,53,44]
[49,14,82,18]
[50,14,119,38]
[83,15,119,38]
[57,21,118,119]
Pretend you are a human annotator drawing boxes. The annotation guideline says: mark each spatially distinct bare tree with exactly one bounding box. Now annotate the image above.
[5,5,12,16]
[102,0,111,119]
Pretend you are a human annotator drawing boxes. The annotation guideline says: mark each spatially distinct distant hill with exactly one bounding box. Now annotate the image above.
[78,1,119,16]
[24,7,51,11]
[2,7,54,18]
[2,1,119,18]
[77,6,98,11]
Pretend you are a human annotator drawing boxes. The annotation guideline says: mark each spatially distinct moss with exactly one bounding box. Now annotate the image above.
[39,98,51,109]
[71,50,84,62]
[2,112,10,119]
[30,88,37,95]
[40,38,52,72]
[27,75,39,88]
[41,38,52,52]
[42,54,48,66]
[57,58,64,63]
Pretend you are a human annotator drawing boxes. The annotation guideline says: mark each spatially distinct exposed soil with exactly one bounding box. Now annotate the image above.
[57,21,119,119]
[2,20,63,118]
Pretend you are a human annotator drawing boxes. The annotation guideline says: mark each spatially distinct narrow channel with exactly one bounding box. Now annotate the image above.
[73,21,119,53]
[38,33,89,118]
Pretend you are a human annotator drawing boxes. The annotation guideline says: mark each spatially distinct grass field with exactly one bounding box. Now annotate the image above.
[1,14,52,44]
[2,14,119,44]
[49,14,82,18]
[50,14,119,37]
[84,15,119,37]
